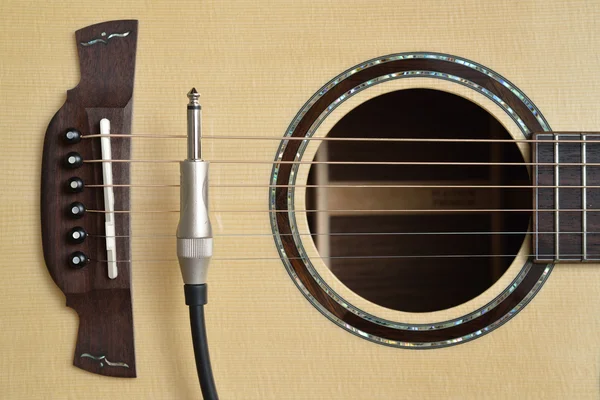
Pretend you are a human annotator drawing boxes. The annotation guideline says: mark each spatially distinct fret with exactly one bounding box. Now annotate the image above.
[583,133,600,261]
[582,133,587,260]
[535,143,539,260]
[554,133,560,258]
[533,133,555,261]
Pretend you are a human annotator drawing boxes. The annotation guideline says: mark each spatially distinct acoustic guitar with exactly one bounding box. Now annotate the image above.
[1,1,600,399]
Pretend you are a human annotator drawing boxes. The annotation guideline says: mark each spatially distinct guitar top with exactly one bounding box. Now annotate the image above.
[1,1,600,399]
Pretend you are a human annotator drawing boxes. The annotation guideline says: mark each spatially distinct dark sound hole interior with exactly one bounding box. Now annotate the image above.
[305,89,531,313]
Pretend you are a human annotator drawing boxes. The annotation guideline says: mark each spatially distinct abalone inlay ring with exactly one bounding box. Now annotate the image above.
[269,52,552,348]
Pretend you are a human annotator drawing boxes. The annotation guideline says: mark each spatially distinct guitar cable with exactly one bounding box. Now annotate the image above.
[176,88,219,400]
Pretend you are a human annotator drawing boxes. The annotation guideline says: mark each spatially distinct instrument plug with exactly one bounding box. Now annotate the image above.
[176,88,213,285]
[176,88,218,400]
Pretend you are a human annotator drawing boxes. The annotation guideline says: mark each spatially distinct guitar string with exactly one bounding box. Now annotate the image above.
[89,254,600,263]
[82,160,594,166]
[85,208,597,213]
[81,134,600,144]
[87,231,596,238]
[83,184,599,189]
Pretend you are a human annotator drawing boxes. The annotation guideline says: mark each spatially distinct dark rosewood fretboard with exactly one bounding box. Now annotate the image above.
[533,132,600,262]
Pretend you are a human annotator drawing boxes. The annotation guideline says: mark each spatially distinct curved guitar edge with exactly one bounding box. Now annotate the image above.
[40,20,138,378]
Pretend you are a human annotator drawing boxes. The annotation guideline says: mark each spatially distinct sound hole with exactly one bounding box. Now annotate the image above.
[306,89,531,313]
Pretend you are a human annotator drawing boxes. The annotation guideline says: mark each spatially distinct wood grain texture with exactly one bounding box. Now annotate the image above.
[1,1,600,399]
[40,20,137,377]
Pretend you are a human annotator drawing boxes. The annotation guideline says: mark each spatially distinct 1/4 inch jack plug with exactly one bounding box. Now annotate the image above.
[176,88,218,400]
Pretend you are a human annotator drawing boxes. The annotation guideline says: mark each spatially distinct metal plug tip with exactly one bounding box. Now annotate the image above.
[187,88,200,105]
[187,88,202,159]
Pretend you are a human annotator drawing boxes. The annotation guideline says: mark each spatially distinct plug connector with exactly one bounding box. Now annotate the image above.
[176,88,213,285]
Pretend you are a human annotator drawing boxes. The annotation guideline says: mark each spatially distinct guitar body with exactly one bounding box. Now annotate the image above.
[1,1,599,398]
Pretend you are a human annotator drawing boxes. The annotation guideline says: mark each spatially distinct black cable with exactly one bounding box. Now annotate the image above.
[185,284,219,400]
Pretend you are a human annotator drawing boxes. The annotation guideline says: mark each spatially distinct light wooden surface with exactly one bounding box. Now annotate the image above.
[1,1,600,398]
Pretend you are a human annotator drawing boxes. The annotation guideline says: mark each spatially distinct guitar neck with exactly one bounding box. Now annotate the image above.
[533,132,600,262]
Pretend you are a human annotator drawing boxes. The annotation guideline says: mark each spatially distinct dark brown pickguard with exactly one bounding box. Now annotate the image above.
[41,20,138,377]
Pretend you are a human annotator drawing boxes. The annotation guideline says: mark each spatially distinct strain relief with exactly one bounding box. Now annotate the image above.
[184,284,208,306]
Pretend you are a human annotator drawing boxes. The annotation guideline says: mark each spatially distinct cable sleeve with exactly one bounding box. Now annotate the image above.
[185,284,218,400]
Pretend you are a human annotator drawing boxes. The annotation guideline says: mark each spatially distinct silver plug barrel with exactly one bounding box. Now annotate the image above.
[176,88,213,285]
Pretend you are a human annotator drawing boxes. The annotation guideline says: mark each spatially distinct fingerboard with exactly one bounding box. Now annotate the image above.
[533,132,600,262]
